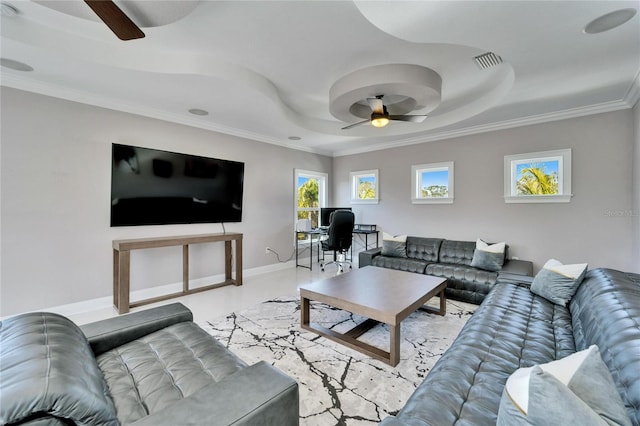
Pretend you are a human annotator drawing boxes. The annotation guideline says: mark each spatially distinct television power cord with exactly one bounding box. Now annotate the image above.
[266,246,298,263]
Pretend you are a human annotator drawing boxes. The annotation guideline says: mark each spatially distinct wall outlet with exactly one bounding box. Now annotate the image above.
[265,246,271,254]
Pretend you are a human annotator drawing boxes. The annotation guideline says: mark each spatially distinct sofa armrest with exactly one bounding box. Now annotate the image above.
[501,259,533,276]
[80,303,193,356]
[129,361,299,426]
[498,272,535,288]
[359,247,382,268]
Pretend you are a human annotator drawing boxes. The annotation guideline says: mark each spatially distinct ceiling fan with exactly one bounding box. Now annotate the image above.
[341,96,428,130]
[84,0,145,40]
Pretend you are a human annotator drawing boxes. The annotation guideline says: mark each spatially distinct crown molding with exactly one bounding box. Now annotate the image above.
[624,69,640,108]
[331,99,632,157]
[1,74,333,156]
[2,73,634,159]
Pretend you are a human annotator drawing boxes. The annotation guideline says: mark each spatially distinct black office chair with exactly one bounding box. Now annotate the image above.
[320,210,355,272]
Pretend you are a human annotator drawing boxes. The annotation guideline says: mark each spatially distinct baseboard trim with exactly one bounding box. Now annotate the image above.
[37,261,296,318]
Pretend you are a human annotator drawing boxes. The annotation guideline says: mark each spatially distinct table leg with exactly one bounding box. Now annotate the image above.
[310,233,313,270]
[235,237,243,285]
[301,296,310,326]
[183,244,189,293]
[440,288,446,315]
[115,250,130,314]
[390,323,401,366]
[113,249,119,308]
[224,240,232,282]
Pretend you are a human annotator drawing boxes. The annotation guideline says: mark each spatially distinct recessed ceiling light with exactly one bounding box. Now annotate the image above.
[1,2,19,17]
[584,8,637,34]
[0,58,34,72]
[288,136,302,141]
[188,108,209,116]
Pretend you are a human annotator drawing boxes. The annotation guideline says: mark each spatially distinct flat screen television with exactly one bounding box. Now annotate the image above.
[111,144,244,226]
[320,207,352,227]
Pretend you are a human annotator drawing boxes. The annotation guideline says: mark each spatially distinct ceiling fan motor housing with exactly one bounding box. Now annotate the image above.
[372,110,389,120]
[329,64,442,123]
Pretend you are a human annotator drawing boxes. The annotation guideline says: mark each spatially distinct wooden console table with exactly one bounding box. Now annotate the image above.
[113,233,242,314]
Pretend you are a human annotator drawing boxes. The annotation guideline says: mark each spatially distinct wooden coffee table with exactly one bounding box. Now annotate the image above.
[299,266,447,366]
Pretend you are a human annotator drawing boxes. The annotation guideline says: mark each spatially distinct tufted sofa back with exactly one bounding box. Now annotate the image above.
[405,237,443,262]
[438,240,476,265]
[570,268,640,425]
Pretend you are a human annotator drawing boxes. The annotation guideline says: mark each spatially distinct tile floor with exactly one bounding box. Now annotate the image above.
[68,259,355,325]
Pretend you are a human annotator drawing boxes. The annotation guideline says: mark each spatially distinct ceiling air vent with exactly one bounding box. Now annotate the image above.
[474,52,503,70]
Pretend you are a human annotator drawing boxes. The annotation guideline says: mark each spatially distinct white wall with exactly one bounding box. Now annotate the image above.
[333,110,636,273]
[2,87,637,317]
[0,88,332,316]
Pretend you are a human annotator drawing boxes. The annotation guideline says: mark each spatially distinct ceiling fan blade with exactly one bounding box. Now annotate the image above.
[367,97,384,114]
[341,119,370,130]
[389,115,428,123]
[84,0,145,40]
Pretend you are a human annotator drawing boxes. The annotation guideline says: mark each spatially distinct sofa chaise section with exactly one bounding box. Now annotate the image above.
[0,303,299,426]
[380,268,640,425]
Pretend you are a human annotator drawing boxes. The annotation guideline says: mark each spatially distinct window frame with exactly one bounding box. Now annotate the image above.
[411,161,454,204]
[294,169,327,243]
[503,149,572,203]
[350,169,379,204]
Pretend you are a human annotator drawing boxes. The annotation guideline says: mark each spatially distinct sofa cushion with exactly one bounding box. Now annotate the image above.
[388,282,575,425]
[381,233,407,258]
[405,236,443,262]
[371,255,428,274]
[497,345,631,426]
[426,263,499,304]
[96,321,247,424]
[470,239,506,272]
[570,269,640,425]
[0,312,118,426]
[438,239,476,266]
[531,259,588,306]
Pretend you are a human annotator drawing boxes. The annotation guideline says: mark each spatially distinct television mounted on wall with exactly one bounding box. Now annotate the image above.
[111,144,244,226]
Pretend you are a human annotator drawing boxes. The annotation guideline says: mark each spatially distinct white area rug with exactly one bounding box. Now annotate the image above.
[201,296,476,425]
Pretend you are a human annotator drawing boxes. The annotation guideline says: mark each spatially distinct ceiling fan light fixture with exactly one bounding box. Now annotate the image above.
[371,114,390,128]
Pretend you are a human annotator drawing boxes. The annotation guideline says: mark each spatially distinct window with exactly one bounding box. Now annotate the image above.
[504,149,572,203]
[411,162,454,204]
[350,169,379,204]
[295,169,327,234]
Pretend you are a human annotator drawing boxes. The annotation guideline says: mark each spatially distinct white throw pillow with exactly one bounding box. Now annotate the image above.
[497,345,631,426]
[381,233,408,258]
[470,238,506,272]
[476,238,506,254]
[530,258,588,305]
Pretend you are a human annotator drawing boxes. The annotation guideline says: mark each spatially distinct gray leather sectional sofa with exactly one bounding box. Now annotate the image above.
[359,237,533,304]
[0,303,299,426]
[380,268,640,425]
